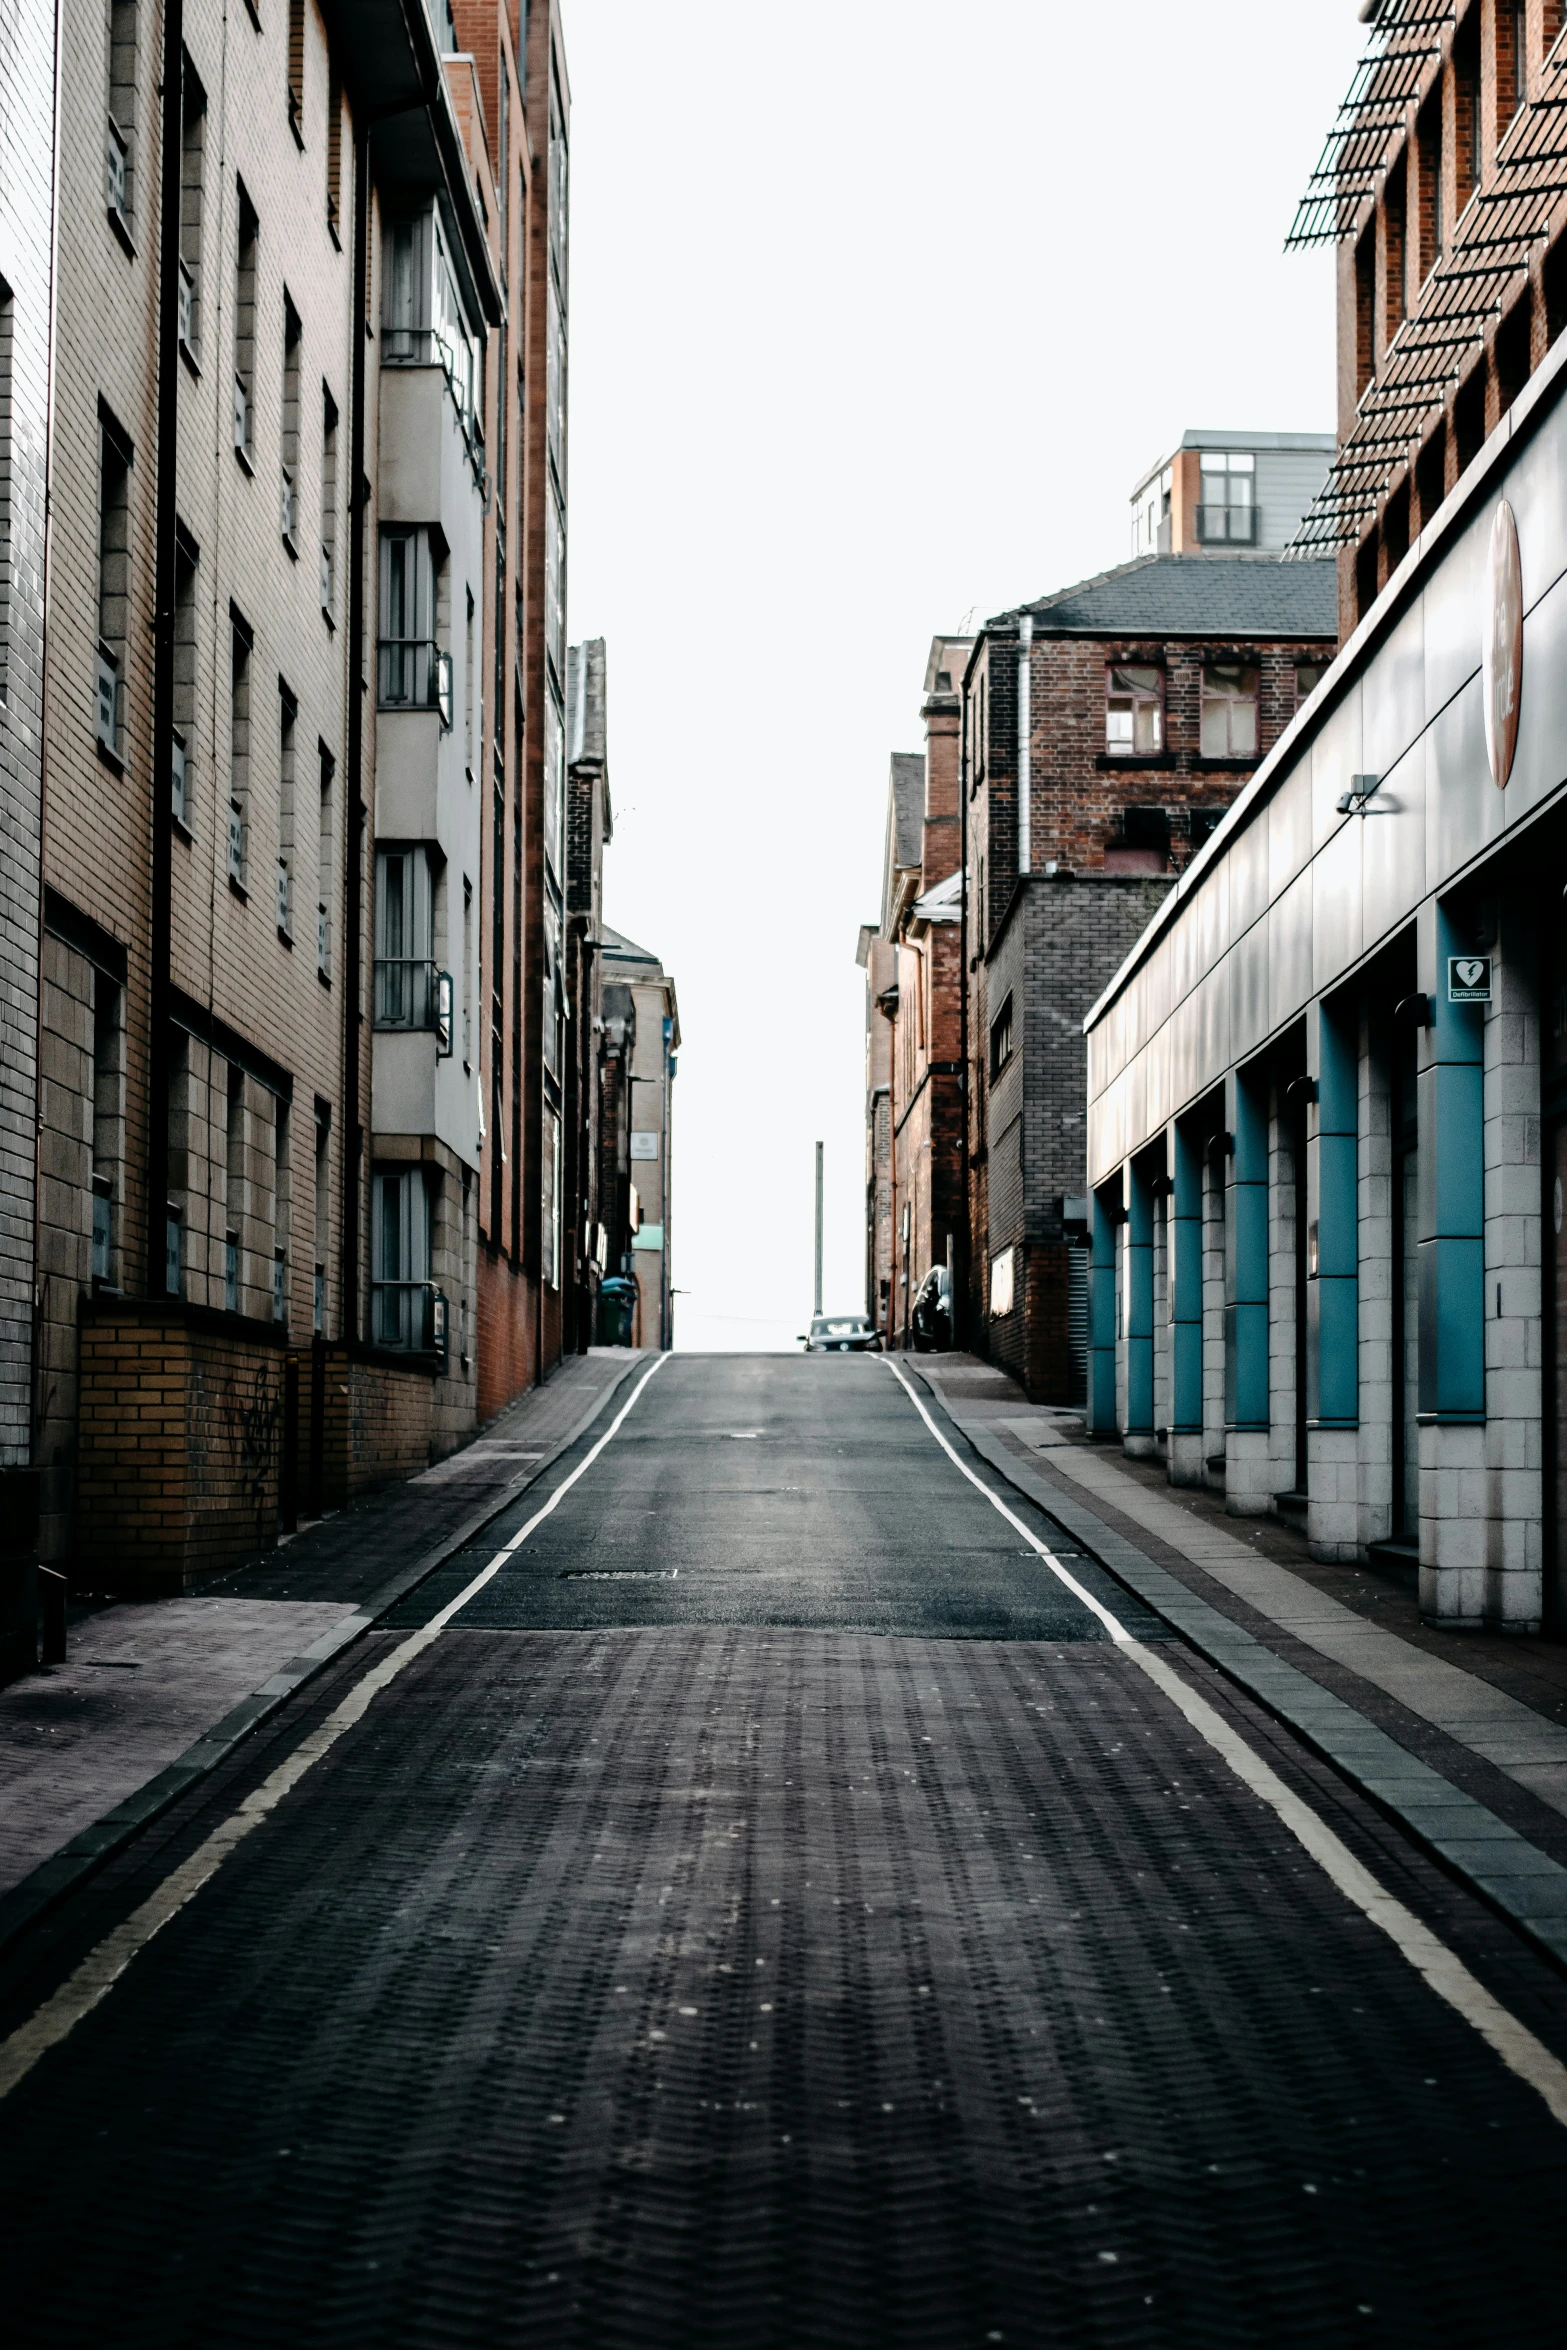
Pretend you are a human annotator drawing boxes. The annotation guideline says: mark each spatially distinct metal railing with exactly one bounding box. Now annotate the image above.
[1196,503,1259,545]
[373,956,438,1029]
[377,637,453,726]
[371,1278,448,1359]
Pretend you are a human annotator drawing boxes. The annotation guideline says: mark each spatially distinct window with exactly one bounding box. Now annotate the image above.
[313,1098,331,1332]
[378,528,448,714]
[543,691,565,880]
[989,992,1014,1079]
[1200,663,1259,759]
[319,382,338,617]
[374,846,436,1028]
[546,268,566,471]
[1105,664,1162,756]
[179,61,206,361]
[326,67,342,243]
[1188,808,1224,855]
[546,1111,562,1291]
[316,741,334,977]
[1383,154,1406,344]
[277,683,296,938]
[280,295,300,549]
[1417,91,1443,280]
[172,526,197,824]
[1198,452,1255,544]
[1107,805,1171,873]
[287,0,305,144]
[372,1166,433,1350]
[545,487,566,675]
[91,978,123,1287]
[542,902,561,1077]
[97,407,133,761]
[384,211,479,442]
[106,0,138,243]
[1294,661,1329,706]
[1131,466,1171,557]
[225,1062,245,1314]
[1505,0,1528,127]
[233,183,258,462]
[229,615,252,888]
[273,1098,291,1325]
[166,1029,189,1297]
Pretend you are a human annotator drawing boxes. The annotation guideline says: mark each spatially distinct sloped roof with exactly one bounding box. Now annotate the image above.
[600,922,662,971]
[911,869,960,924]
[994,554,1338,640]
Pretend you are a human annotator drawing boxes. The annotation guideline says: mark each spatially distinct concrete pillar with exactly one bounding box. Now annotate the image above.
[1306,993,1361,1558]
[1168,1119,1203,1483]
[1417,899,1487,1623]
[1124,1157,1155,1451]
[1088,1185,1117,1436]
[1225,1062,1271,1511]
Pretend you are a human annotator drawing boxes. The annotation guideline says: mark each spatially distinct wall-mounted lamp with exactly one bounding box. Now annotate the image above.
[1335,773,1382,816]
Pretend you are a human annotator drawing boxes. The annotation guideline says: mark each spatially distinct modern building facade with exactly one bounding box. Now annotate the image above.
[1129,430,1335,560]
[961,553,1337,1402]
[1084,330,1567,1633]
[600,925,679,1350]
[0,0,57,1660]
[29,0,520,1591]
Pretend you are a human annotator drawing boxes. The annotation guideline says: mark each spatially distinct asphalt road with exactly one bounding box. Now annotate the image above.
[4,1353,1567,2348]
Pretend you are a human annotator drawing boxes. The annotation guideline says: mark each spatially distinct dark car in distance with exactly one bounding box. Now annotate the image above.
[799,1315,882,1354]
[910,1265,952,1352]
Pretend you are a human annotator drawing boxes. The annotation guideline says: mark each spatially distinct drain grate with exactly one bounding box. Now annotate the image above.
[559,1568,679,1581]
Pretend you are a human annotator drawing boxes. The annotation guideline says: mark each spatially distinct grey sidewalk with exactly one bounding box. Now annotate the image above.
[0,1350,643,1913]
[913,1355,1567,1969]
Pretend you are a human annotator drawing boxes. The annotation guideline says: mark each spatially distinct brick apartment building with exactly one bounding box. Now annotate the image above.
[600,927,679,1350]
[0,0,56,1661]
[1287,0,1567,619]
[961,541,1338,1402]
[858,641,970,1349]
[14,0,590,1596]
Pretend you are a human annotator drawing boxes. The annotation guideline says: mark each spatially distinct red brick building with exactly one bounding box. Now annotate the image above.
[859,637,970,1347]
[962,552,1338,1400]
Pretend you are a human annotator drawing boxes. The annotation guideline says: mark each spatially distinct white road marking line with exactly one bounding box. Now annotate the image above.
[0,1354,669,2104]
[885,1358,1567,2132]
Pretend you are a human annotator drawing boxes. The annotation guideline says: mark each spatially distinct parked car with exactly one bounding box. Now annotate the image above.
[799,1314,882,1354]
[910,1265,952,1353]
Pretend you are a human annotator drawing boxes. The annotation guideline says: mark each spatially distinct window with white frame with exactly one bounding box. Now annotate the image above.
[1200,663,1260,759]
[1105,663,1162,757]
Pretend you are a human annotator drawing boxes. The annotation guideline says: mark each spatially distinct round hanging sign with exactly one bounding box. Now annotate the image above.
[1482,497,1522,791]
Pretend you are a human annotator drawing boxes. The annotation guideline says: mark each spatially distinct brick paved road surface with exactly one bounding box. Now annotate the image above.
[4,1355,1567,2347]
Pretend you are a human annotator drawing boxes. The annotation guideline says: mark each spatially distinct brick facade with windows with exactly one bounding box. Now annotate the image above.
[960,554,1337,1401]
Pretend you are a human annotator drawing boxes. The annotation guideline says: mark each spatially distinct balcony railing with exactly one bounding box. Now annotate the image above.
[373,956,438,1030]
[377,638,453,727]
[371,1278,448,1360]
[1196,503,1259,546]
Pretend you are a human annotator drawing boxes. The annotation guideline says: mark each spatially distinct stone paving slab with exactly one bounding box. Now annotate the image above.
[0,1350,644,1951]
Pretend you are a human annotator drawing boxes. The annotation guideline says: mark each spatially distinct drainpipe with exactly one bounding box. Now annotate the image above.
[1016,614,1032,879]
[342,116,371,1344]
[145,0,185,1295]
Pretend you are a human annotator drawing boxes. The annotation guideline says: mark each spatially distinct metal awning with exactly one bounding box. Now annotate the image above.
[1287,0,1455,249]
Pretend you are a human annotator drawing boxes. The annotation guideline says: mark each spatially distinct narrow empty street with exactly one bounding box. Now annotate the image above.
[4,1355,1566,2347]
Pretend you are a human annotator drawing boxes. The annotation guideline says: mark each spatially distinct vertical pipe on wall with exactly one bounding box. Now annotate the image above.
[342,117,371,1343]
[1308,996,1360,1426]
[1016,615,1032,878]
[1225,1066,1269,1429]
[145,0,185,1295]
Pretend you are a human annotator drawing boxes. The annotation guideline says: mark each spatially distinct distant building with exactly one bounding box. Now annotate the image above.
[600,928,680,1350]
[564,638,612,1353]
[857,637,970,1349]
[962,553,1337,1402]
[1129,430,1334,561]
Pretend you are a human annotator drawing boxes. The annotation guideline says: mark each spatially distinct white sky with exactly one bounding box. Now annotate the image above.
[565,0,1367,1352]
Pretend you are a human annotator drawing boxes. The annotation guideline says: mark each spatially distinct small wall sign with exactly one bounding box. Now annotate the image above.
[629,1131,660,1159]
[1448,954,1492,1004]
